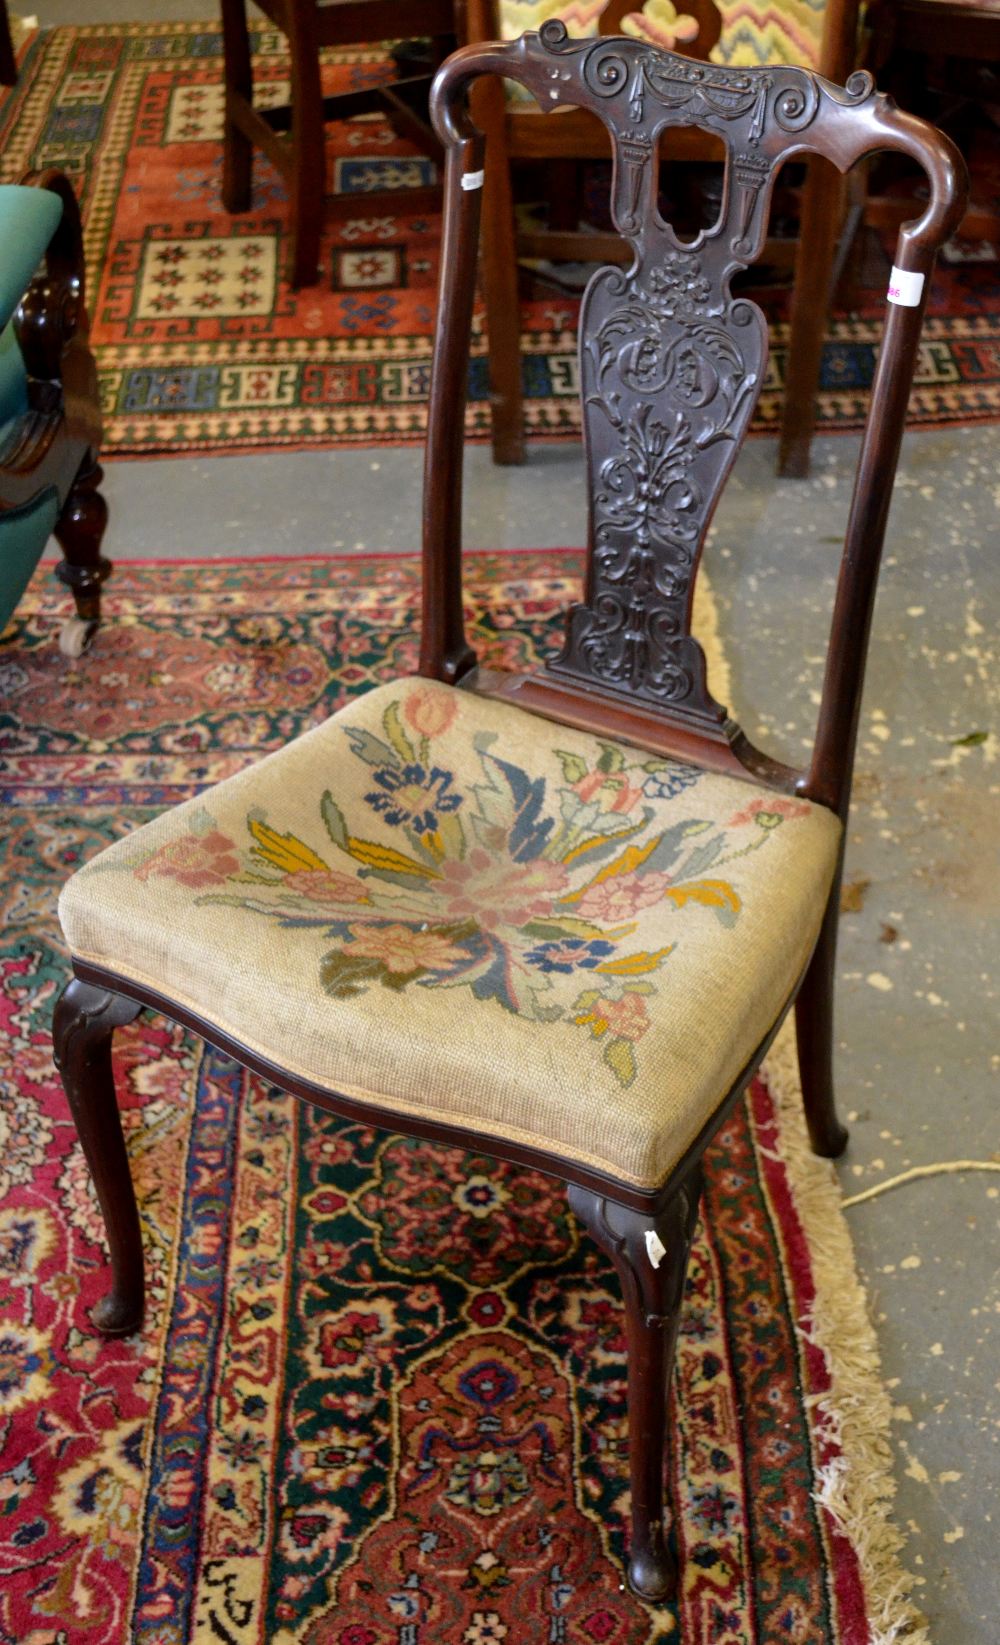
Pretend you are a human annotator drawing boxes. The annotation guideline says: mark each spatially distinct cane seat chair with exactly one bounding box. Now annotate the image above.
[54,30,964,1600]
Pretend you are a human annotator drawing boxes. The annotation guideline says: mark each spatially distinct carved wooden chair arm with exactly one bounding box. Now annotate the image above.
[13,169,87,385]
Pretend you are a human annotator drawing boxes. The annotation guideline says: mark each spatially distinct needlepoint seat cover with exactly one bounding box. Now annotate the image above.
[59,678,841,1189]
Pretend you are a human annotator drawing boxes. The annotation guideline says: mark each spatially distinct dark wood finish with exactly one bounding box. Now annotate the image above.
[56,39,965,1597]
[425,27,965,799]
[1,169,110,651]
[219,0,457,288]
[52,980,144,1335]
[0,1,17,86]
[467,0,864,475]
[568,1172,702,1599]
[782,0,1000,473]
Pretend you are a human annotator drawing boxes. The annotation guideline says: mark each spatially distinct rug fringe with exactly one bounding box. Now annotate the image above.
[762,1025,930,1645]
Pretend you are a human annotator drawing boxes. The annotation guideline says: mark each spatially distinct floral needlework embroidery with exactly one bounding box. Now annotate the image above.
[127,687,812,1089]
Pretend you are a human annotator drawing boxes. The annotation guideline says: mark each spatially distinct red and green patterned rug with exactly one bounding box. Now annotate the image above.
[1,553,922,1643]
[1,20,999,458]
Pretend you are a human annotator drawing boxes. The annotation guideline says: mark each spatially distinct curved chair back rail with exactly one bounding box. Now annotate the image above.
[420,25,967,820]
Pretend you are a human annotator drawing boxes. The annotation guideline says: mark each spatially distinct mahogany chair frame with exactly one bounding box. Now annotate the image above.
[54,32,964,1601]
[0,1,17,86]
[467,0,865,477]
[1,170,110,653]
[220,0,458,288]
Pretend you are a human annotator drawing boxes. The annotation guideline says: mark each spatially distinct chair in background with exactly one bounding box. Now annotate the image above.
[468,0,864,472]
[783,0,1000,475]
[0,172,110,657]
[220,0,458,288]
[863,0,1000,246]
[0,1,17,86]
[53,30,963,1599]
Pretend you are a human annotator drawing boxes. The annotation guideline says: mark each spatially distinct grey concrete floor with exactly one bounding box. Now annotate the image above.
[27,3,1000,1637]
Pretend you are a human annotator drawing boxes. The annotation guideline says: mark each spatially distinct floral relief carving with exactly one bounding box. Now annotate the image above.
[532,26,785,719]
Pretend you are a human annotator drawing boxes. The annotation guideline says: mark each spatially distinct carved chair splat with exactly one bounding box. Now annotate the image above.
[54,30,964,1603]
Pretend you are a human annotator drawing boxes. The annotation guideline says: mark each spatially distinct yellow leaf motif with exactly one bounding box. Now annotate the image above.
[249,820,330,875]
[664,880,741,913]
[596,946,675,976]
[346,837,440,879]
[562,834,663,899]
[561,816,648,867]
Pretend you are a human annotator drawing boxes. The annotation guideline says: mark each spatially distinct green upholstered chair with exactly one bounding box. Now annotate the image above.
[0,172,110,658]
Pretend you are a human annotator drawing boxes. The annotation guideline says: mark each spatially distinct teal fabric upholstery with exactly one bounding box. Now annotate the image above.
[0,488,60,632]
[0,183,62,329]
[0,185,67,634]
[0,317,27,425]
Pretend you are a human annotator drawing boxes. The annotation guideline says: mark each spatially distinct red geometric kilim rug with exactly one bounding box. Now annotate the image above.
[1,21,1000,459]
[1,554,923,1644]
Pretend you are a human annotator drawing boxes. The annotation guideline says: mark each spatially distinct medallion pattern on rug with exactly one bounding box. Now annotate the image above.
[1,556,867,1642]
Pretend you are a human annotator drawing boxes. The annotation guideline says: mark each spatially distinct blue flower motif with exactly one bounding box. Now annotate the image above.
[366,763,462,834]
[523,938,616,974]
[643,762,702,800]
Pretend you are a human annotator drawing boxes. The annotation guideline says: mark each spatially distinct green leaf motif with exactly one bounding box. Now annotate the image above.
[320,949,384,997]
[603,1036,637,1087]
[596,742,626,776]
[321,791,349,850]
[555,749,590,784]
[343,726,400,769]
[383,700,417,763]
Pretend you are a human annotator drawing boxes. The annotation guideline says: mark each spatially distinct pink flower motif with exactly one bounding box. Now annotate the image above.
[345,922,466,974]
[575,870,672,923]
[292,868,365,906]
[135,828,240,889]
[572,770,645,814]
[402,686,457,739]
[577,993,651,1042]
[438,848,568,930]
[728,795,812,828]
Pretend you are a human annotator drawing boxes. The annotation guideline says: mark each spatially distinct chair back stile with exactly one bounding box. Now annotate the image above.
[421,25,966,815]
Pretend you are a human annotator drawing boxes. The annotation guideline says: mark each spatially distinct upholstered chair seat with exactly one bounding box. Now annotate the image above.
[60,677,841,1190]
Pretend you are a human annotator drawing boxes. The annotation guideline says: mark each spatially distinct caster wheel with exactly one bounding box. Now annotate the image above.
[59,616,99,658]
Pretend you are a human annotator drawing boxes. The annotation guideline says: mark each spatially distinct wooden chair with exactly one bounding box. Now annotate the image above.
[863,0,1000,245]
[468,0,864,473]
[54,31,964,1600]
[220,0,458,288]
[0,172,110,657]
[0,1,17,86]
[785,0,1000,473]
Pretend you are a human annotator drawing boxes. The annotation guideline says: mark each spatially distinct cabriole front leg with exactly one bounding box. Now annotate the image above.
[568,1167,702,1601]
[53,977,144,1336]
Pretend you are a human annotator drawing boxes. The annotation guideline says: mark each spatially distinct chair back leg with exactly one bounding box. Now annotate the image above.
[221,0,254,213]
[286,0,326,288]
[794,871,850,1157]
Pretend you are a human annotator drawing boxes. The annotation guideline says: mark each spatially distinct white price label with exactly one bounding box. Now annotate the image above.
[886,266,925,307]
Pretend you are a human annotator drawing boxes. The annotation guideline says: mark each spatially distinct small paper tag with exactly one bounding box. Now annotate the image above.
[886,266,924,307]
[461,169,484,192]
[645,1229,667,1269]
